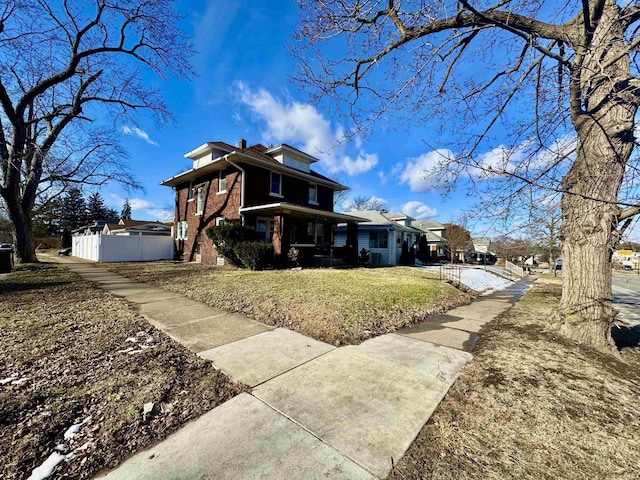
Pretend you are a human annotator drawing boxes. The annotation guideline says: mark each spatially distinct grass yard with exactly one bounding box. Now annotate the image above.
[0,264,245,480]
[106,262,472,345]
[389,280,640,480]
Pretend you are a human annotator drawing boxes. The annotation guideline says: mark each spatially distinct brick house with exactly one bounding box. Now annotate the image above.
[161,139,361,265]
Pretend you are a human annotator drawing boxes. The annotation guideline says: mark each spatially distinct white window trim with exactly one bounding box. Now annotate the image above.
[215,217,225,226]
[195,187,204,215]
[270,171,282,197]
[309,183,318,205]
[177,220,188,240]
[217,170,227,195]
[187,181,195,202]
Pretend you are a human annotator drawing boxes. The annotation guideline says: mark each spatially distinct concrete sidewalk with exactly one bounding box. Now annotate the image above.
[43,255,531,479]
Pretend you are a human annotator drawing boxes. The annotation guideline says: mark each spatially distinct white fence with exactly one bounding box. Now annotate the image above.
[72,233,174,262]
[505,260,524,277]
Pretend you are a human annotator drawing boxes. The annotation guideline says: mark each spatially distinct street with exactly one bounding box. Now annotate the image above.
[612,272,640,327]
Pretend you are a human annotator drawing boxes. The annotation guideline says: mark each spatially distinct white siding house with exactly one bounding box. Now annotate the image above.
[335,211,422,265]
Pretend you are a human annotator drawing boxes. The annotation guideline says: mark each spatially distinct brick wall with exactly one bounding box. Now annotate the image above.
[175,168,241,265]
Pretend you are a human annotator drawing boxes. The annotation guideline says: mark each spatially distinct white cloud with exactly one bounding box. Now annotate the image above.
[122,126,159,146]
[378,171,387,186]
[236,83,377,175]
[402,201,438,219]
[107,194,170,221]
[398,149,455,192]
[129,198,153,210]
[342,152,379,175]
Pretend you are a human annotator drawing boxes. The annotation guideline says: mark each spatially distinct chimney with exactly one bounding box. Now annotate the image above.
[238,138,247,149]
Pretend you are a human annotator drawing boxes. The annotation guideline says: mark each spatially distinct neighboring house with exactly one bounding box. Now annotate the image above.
[412,219,448,262]
[161,139,362,264]
[472,237,492,254]
[102,219,171,236]
[335,211,423,265]
[72,217,120,236]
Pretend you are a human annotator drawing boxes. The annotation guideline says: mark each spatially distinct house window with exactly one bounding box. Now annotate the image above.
[315,223,324,245]
[196,187,204,215]
[177,221,188,240]
[218,170,227,193]
[195,232,202,254]
[187,182,194,201]
[309,184,318,204]
[215,217,225,226]
[369,231,388,249]
[256,218,274,243]
[270,172,282,196]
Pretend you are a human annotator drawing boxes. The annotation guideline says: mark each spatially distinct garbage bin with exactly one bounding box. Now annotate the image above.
[0,244,14,273]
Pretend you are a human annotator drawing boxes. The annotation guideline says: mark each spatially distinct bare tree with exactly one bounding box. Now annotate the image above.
[347,194,387,211]
[295,0,640,349]
[0,0,192,263]
[443,222,471,263]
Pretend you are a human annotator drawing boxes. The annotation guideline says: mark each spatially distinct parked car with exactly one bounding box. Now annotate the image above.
[622,265,633,271]
[58,247,72,256]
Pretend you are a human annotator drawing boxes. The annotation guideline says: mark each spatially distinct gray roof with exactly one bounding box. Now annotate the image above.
[338,210,422,233]
[473,237,492,245]
[413,220,445,232]
[423,230,446,243]
[384,211,415,221]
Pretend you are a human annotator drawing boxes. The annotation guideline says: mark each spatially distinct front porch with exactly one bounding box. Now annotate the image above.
[240,202,364,267]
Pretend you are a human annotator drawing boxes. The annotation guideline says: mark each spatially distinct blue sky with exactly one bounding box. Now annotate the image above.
[100,0,477,229]
[95,0,640,242]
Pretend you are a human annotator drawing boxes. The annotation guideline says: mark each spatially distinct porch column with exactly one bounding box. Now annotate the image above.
[346,221,358,265]
[273,213,291,256]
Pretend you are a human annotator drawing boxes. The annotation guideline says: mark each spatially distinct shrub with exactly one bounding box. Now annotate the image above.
[287,246,302,268]
[359,248,369,265]
[399,239,412,266]
[234,242,274,270]
[205,223,257,266]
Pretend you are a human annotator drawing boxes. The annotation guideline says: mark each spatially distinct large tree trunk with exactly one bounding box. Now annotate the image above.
[3,193,38,264]
[557,2,636,349]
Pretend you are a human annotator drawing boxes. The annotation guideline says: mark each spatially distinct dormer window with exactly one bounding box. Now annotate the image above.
[309,184,318,204]
[270,172,282,196]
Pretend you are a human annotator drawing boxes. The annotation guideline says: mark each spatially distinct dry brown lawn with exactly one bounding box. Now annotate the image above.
[0,264,245,480]
[106,262,471,345]
[389,281,640,479]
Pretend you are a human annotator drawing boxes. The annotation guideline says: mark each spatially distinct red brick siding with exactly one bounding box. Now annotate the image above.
[174,168,241,265]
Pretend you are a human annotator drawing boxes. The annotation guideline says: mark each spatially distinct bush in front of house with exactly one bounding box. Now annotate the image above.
[206,223,257,266]
[234,241,274,270]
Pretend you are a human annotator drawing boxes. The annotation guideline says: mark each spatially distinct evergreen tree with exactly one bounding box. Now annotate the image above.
[59,188,87,232]
[86,192,115,223]
[121,199,132,220]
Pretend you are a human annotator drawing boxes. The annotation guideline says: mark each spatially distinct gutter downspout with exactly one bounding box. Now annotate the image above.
[223,153,246,225]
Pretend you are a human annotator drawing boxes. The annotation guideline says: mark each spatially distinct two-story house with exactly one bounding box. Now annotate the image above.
[161,139,361,265]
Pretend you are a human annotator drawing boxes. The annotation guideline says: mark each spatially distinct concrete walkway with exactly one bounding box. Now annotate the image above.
[43,255,531,479]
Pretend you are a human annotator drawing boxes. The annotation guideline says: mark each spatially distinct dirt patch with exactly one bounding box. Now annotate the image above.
[389,282,640,480]
[0,264,245,479]
[105,262,472,345]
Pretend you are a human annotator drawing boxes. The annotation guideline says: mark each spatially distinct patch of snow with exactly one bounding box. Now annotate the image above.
[124,337,138,343]
[11,377,30,385]
[117,347,135,354]
[40,411,52,417]
[52,444,66,452]
[0,376,17,385]
[458,269,513,294]
[27,452,72,480]
[64,416,91,439]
